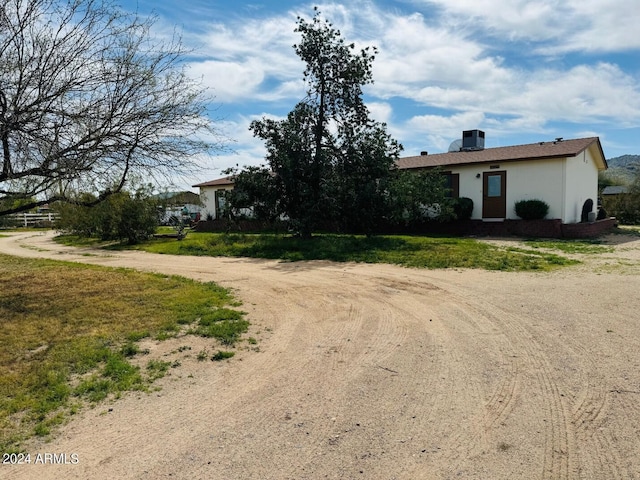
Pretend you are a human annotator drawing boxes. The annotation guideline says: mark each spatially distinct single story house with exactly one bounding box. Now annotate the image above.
[192,176,235,220]
[193,131,609,230]
[397,130,608,223]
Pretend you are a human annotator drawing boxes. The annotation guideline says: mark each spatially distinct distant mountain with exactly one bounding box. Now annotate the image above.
[604,155,640,184]
[607,154,640,169]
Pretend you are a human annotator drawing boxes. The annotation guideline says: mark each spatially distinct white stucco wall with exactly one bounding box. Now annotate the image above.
[449,156,589,222]
[562,147,599,223]
[199,185,234,220]
[456,167,483,219]
[503,159,565,220]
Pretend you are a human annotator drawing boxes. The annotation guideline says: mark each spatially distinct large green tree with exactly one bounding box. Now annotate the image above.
[242,9,402,237]
[0,0,223,215]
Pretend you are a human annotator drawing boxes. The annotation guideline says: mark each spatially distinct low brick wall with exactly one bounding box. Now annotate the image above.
[472,219,563,238]
[398,218,617,238]
[560,217,617,238]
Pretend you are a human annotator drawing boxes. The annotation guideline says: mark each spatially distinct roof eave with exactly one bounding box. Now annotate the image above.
[192,175,236,188]
[398,153,575,170]
[591,138,608,170]
[397,137,608,170]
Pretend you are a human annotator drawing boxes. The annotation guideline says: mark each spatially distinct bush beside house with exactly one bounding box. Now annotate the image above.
[453,197,474,220]
[515,199,549,220]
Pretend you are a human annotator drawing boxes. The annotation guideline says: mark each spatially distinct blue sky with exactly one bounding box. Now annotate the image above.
[121,0,640,190]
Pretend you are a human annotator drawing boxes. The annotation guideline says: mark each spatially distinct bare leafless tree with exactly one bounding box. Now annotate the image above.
[0,0,224,214]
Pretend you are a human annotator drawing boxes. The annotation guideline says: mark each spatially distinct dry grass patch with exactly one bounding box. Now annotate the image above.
[0,254,246,451]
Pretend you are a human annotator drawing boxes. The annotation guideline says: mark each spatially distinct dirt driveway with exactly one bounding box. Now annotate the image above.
[2,230,640,479]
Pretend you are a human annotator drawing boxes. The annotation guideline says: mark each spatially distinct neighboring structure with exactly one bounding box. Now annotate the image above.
[192,176,235,220]
[153,191,204,224]
[397,131,608,224]
[601,185,630,197]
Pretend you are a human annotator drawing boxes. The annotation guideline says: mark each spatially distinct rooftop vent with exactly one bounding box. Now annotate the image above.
[462,129,485,151]
[420,151,428,156]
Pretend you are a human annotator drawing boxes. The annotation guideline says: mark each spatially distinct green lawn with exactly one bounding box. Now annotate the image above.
[124,232,578,271]
[523,238,614,254]
[0,254,246,452]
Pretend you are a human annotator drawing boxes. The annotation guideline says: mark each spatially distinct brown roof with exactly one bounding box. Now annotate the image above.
[397,137,607,170]
[192,175,235,188]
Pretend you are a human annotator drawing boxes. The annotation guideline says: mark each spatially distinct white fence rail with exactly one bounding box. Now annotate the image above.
[6,213,59,227]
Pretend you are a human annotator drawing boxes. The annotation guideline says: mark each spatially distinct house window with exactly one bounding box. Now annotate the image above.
[487,175,502,197]
[214,189,227,216]
[443,173,460,198]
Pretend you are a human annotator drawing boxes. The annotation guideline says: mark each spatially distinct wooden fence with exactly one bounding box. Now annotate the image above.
[5,212,59,227]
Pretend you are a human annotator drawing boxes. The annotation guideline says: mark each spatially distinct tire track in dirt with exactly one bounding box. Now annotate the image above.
[425,269,640,480]
[587,429,630,480]
[260,271,459,479]
[599,390,640,480]
[491,305,634,480]
[284,275,440,478]
[420,300,522,477]
[368,283,450,422]
[333,271,526,478]
[225,279,361,475]
[422,283,573,480]
[452,303,521,432]
[176,269,425,479]
[565,340,632,480]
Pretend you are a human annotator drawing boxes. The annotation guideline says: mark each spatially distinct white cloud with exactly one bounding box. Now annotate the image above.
[483,115,549,137]
[396,61,640,132]
[498,63,640,124]
[352,4,640,129]
[188,60,265,101]
[544,0,640,53]
[419,0,640,53]
[400,111,486,152]
[367,102,393,124]
[420,0,567,40]
[406,111,486,134]
[186,15,303,102]
[174,0,640,161]
[371,13,488,88]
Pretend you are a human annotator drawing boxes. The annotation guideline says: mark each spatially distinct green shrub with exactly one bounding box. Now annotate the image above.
[120,342,139,357]
[54,186,159,244]
[515,199,549,220]
[453,197,474,220]
[198,308,244,325]
[191,319,250,345]
[0,215,19,228]
[602,187,640,225]
[211,350,235,361]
